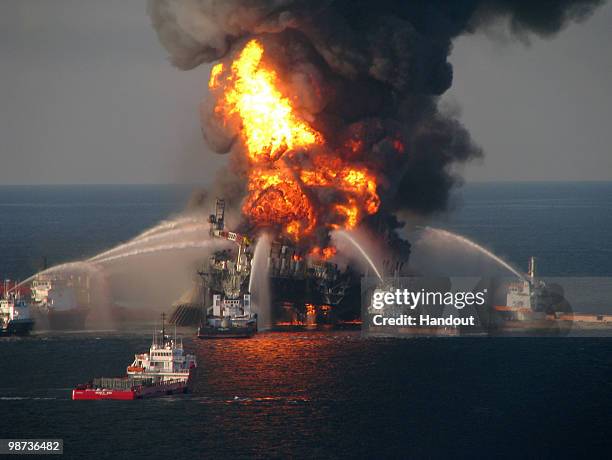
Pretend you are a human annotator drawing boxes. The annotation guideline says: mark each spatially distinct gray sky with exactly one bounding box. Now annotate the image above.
[0,0,610,185]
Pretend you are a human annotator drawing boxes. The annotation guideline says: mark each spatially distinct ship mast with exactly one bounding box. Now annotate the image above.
[161,312,166,346]
[528,256,536,283]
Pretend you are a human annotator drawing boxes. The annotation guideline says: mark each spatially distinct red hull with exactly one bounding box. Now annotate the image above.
[72,389,137,400]
[72,380,189,400]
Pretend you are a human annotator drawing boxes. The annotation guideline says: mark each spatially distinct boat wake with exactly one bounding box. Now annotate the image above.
[190,395,310,405]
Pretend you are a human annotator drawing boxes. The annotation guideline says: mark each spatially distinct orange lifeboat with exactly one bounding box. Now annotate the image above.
[127,366,144,373]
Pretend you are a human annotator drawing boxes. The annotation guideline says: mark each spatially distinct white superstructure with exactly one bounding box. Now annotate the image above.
[1,281,34,334]
[31,277,80,311]
[127,324,197,383]
[0,294,32,322]
[505,280,532,309]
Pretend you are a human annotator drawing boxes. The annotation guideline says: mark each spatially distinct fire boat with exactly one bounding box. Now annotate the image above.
[72,315,197,400]
[30,274,91,330]
[0,280,35,336]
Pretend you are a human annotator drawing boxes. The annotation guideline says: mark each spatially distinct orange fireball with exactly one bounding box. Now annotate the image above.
[309,246,337,260]
[210,40,321,163]
[243,167,316,239]
[300,155,380,227]
[208,39,381,243]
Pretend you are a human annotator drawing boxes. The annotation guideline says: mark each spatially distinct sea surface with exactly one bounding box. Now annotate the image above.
[1,182,611,459]
[435,181,612,276]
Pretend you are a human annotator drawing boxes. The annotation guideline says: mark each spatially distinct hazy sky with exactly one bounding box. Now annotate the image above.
[0,0,610,185]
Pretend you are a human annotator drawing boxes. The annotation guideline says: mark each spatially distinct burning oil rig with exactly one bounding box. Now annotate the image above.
[170,199,364,332]
[265,239,361,326]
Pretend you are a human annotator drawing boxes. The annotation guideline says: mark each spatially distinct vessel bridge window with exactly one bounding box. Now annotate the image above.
[153,351,173,357]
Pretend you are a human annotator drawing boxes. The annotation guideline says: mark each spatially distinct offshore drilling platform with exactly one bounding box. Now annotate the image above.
[171,199,363,333]
[167,36,418,334]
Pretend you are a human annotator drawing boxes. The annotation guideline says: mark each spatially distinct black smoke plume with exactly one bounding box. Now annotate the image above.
[148,0,603,253]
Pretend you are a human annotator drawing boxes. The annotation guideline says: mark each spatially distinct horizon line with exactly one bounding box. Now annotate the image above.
[1,179,612,187]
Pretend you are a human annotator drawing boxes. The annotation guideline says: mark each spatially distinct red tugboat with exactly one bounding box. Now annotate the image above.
[72,317,197,400]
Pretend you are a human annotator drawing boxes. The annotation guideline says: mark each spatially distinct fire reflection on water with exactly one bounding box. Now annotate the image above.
[191,332,354,402]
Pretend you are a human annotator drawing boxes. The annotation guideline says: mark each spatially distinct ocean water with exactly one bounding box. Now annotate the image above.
[0,185,192,281]
[1,331,611,459]
[1,182,611,459]
[435,182,612,276]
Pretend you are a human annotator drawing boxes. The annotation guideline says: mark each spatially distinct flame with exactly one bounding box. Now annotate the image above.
[344,138,363,157]
[309,246,337,260]
[209,63,224,88]
[333,200,359,230]
[393,139,405,153]
[209,39,381,243]
[300,155,380,228]
[243,166,316,239]
[210,40,320,163]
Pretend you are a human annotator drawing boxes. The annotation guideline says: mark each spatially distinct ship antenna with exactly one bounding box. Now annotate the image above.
[4,279,11,299]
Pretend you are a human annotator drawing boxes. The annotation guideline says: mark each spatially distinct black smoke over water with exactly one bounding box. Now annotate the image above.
[148,0,603,255]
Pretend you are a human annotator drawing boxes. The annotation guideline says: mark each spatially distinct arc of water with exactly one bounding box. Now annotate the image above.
[421,226,526,280]
[11,216,214,290]
[333,230,384,282]
[93,240,217,265]
[89,223,209,262]
[133,215,209,240]
[12,261,105,291]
